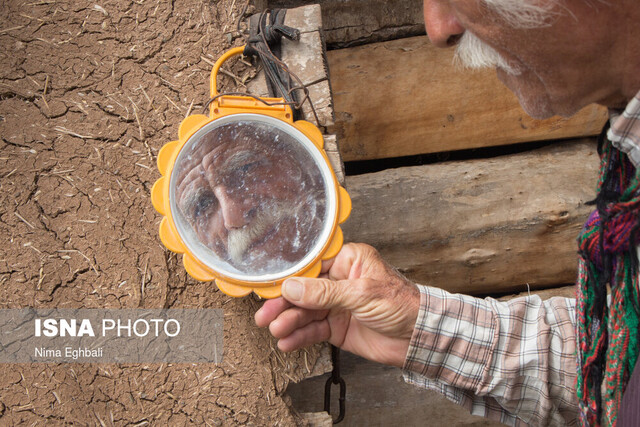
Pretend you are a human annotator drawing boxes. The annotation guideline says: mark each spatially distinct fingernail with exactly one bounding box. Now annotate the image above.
[283,279,303,301]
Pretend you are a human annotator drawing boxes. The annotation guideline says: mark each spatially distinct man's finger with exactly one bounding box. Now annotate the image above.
[269,307,329,339]
[254,297,292,327]
[276,319,331,352]
[320,257,335,274]
[326,243,359,281]
[281,276,364,311]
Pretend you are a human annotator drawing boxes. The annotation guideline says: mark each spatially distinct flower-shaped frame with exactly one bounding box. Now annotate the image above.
[151,53,351,298]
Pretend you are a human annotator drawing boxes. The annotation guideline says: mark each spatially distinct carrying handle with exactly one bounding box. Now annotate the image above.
[209,45,246,98]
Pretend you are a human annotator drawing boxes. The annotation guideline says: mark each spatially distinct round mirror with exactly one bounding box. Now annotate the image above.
[168,114,336,283]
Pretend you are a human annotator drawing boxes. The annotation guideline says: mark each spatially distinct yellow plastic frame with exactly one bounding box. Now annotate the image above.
[151,46,351,298]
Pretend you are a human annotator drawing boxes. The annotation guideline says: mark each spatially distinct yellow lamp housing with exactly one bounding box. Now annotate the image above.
[151,46,351,298]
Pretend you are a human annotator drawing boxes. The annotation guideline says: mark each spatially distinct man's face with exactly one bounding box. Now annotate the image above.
[173,121,327,275]
[423,0,622,118]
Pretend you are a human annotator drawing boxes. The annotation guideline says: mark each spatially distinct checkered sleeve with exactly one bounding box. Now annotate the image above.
[608,92,640,168]
[403,285,579,426]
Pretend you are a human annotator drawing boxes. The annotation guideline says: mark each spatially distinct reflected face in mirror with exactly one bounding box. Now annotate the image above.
[174,121,328,275]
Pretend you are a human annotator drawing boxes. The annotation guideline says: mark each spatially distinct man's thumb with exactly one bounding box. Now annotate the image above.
[282,277,353,310]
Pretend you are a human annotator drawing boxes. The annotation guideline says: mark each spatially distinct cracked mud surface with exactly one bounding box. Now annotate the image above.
[0,0,326,424]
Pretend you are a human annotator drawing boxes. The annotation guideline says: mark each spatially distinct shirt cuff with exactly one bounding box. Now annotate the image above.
[402,284,498,393]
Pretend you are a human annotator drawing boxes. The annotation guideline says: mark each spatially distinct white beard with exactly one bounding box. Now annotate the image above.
[226,200,300,265]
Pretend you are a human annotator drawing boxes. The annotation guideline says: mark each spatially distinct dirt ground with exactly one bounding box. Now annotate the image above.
[0,0,326,424]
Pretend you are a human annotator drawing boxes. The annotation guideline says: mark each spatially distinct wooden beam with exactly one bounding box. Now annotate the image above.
[268,0,425,48]
[328,36,608,162]
[342,139,600,295]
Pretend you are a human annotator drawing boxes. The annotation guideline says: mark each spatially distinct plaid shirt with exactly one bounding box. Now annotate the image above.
[608,93,640,168]
[402,91,640,427]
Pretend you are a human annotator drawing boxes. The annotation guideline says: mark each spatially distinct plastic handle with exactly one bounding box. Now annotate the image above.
[209,45,246,98]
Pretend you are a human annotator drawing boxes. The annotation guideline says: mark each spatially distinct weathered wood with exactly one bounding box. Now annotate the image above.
[268,0,425,48]
[300,412,332,427]
[328,36,609,162]
[342,139,600,295]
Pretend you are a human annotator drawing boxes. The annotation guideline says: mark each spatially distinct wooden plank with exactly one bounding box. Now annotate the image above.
[342,139,600,295]
[268,0,425,48]
[299,412,332,427]
[328,36,608,162]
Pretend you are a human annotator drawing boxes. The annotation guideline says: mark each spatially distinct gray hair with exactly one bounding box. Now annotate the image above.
[484,0,558,28]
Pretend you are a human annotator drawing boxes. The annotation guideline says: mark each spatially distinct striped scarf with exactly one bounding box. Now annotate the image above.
[576,123,640,426]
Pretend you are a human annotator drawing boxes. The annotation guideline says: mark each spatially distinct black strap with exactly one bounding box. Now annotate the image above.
[244,9,303,119]
[324,345,346,424]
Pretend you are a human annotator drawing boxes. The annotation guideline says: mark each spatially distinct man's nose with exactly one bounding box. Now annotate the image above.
[214,186,249,229]
[423,1,465,48]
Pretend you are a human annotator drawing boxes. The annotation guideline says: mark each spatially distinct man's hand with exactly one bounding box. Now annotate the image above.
[254,243,420,367]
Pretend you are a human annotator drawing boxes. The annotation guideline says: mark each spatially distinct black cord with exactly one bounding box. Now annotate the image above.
[324,345,346,424]
[240,9,321,125]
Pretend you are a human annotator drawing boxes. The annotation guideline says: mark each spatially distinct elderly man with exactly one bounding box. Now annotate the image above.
[255,1,640,426]
[175,120,327,275]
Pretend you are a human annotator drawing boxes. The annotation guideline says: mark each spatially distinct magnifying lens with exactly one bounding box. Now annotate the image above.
[151,47,351,298]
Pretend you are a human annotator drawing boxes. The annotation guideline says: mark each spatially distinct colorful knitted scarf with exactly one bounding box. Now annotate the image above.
[576,123,640,426]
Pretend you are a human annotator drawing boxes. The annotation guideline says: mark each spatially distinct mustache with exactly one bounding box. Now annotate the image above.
[454,31,521,76]
[226,200,298,264]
